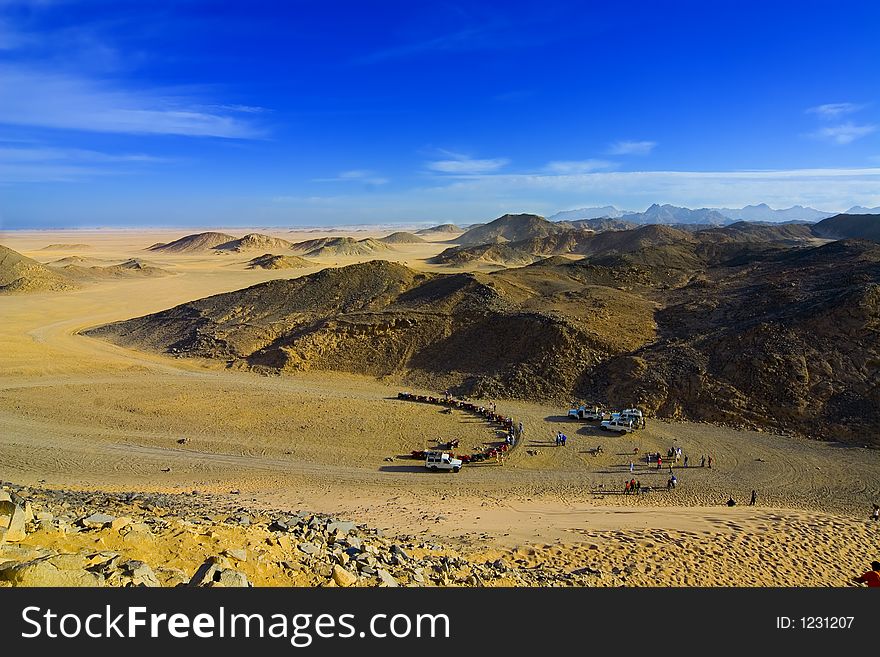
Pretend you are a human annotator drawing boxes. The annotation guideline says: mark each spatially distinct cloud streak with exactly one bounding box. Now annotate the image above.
[607,140,656,155]
[0,67,265,138]
[545,159,614,174]
[811,122,876,145]
[312,169,389,185]
[807,102,866,119]
[425,150,509,174]
[0,142,167,182]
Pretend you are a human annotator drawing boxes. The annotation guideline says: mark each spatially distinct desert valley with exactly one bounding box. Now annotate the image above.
[2,210,880,587]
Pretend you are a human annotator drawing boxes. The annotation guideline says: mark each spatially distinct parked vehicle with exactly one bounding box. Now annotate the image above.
[600,418,636,433]
[567,405,607,421]
[609,408,645,428]
[425,450,463,472]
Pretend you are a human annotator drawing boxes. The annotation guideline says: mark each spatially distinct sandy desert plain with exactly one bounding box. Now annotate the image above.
[1,226,879,587]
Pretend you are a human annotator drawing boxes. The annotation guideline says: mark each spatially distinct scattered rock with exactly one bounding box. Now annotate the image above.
[79,512,116,529]
[331,564,358,587]
[298,542,320,555]
[0,554,104,587]
[224,548,247,562]
[377,568,398,587]
[188,556,251,588]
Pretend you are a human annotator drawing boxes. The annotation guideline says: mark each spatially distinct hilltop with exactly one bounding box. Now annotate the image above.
[378,231,426,244]
[40,243,92,251]
[455,213,569,246]
[214,233,295,253]
[0,245,78,294]
[58,259,171,281]
[415,224,462,236]
[246,253,314,269]
[432,243,541,267]
[811,213,880,242]
[148,232,237,253]
[290,236,391,257]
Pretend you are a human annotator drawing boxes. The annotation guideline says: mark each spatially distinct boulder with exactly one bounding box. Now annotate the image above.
[0,554,104,587]
[189,556,251,588]
[391,544,411,561]
[327,520,356,536]
[110,517,132,531]
[377,569,398,587]
[79,513,115,529]
[223,548,247,562]
[298,542,320,555]
[331,564,357,588]
[0,501,28,543]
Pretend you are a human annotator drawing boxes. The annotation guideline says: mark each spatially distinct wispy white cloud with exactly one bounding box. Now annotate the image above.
[544,159,614,174]
[0,145,164,163]
[0,67,265,138]
[425,150,509,175]
[807,102,866,119]
[811,122,876,145]
[607,140,656,155]
[313,169,389,185]
[0,142,167,182]
[356,26,490,64]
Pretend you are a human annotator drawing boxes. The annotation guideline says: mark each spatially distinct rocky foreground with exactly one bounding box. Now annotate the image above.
[3,482,878,587]
[0,483,607,587]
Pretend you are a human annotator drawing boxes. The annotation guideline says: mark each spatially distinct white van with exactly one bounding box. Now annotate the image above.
[425,451,463,472]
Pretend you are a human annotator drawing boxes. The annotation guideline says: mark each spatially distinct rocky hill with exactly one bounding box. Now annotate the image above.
[246,253,314,269]
[290,237,391,257]
[415,223,462,236]
[85,259,652,401]
[148,232,238,253]
[811,213,880,242]
[568,217,638,232]
[591,239,880,442]
[378,231,426,244]
[214,233,295,252]
[40,243,91,251]
[695,221,818,245]
[0,245,78,294]
[455,213,569,246]
[432,243,542,267]
[59,259,171,281]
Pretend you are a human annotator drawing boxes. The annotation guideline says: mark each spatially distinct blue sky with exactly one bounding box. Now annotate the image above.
[1,0,879,229]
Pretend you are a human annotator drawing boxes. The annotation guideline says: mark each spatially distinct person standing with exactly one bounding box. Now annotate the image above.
[749,490,757,506]
[708,455,713,469]
[871,503,879,522]
[684,455,689,468]
[630,461,634,473]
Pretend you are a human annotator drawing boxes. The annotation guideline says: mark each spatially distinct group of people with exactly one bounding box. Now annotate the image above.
[399,390,524,462]
[623,478,641,494]
[725,490,758,506]
[555,431,568,446]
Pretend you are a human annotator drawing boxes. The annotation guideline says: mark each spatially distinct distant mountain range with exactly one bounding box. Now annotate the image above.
[547,206,629,221]
[548,203,879,225]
